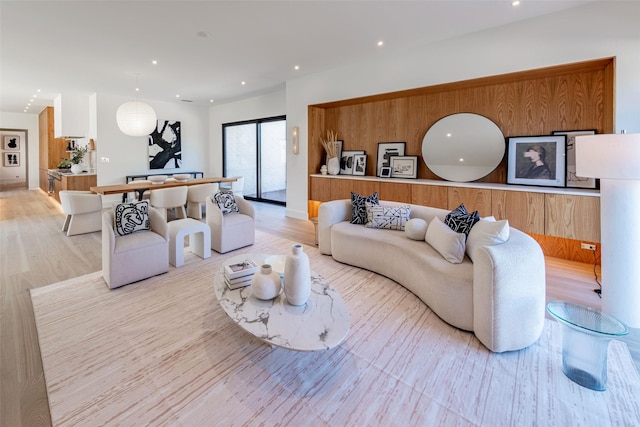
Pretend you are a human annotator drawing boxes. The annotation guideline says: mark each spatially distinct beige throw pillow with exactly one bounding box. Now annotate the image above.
[425,217,466,264]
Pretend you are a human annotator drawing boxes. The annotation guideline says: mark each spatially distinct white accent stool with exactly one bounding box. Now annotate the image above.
[168,218,211,267]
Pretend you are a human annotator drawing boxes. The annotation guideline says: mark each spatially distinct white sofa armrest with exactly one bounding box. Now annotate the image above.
[148,207,169,241]
[318,199,351,255]
[235,195,255,219]
[472,228,546,352]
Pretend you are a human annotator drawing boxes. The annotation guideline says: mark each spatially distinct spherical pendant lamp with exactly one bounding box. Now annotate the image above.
[116,101,157,136]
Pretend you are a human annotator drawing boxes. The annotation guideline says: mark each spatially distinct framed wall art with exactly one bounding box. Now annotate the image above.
[3,152,20,167]
[553,129,598,189]
[380,166,392,178]
[376,142,405,177]
[149,120,182,169]
[339,150,365,175]
[390,155,418,179]
[3,135,19,150]
[352,154,367,176]
[507,135,566,187]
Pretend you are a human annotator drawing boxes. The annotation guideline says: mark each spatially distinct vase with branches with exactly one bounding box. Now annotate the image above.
[320,130,340,175]
[69,145,88,174]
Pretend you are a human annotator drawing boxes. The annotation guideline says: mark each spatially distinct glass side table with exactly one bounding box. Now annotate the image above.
[547,301,629,391]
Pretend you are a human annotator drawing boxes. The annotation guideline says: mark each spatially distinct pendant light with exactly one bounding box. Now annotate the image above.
[116,75,157,136]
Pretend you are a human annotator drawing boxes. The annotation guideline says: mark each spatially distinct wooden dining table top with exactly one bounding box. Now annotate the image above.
[90,176,236,197]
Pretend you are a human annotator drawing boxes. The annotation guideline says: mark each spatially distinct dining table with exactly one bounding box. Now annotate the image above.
[90,176,237,202]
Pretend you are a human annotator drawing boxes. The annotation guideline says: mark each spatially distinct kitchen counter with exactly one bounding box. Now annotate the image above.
[47,170,97,202]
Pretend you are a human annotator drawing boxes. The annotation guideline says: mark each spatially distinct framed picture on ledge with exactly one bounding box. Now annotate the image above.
[339,150,365,175]
[552,129,598,189]
[376,142,405,177]
[390,156,418,179]
[352,154,367,176]
[507,135,566,187]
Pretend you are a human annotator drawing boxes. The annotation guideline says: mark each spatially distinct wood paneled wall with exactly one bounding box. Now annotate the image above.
[308,58,615,180]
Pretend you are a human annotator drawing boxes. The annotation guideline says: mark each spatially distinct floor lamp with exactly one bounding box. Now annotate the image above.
[576,133,640,328]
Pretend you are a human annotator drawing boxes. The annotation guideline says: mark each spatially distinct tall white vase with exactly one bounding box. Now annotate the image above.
[327,157,340,175]
[284,244,311,306]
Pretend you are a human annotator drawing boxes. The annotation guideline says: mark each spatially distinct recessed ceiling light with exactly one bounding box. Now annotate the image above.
[241,81,246,85]
[210,99,214,103]
[512,1,520,6]
[37,89,41,92]
[135,87,140,92]
[152,60,158,65]
[377,41,384,47]
[176,94,180,98]
[294,65,300,70]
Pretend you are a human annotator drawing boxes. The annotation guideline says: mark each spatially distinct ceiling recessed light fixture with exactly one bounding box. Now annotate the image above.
[152,60,158,65]
[294,65,300,70]
[210,99,214,103]
[377,41,384,47]
[176,94,180,98]
[512,1,520,6]
[241,81,246,85]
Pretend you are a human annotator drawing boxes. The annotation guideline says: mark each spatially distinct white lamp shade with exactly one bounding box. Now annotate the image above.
[116,101,158,136]
[575,133,640,179]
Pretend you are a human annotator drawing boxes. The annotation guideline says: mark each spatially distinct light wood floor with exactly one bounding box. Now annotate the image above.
[1,188,638,427]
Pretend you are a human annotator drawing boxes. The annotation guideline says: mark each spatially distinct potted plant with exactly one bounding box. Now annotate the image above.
[70,145,88,174]
[320,130,340,175]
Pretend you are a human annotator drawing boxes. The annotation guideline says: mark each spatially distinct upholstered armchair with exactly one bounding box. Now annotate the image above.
[186,183,219,219]
[102,204,169,289]
[59,190,103,236]
[206,194,255,253]
[150,186,188,221]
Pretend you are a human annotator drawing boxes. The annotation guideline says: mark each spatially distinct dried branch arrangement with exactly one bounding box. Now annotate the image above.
[320,130,339,158]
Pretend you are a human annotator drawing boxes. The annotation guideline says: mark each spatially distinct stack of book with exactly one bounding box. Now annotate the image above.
[224,259,259,290]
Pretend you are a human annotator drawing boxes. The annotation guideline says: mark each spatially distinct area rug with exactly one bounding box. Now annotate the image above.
[31,231,640,426]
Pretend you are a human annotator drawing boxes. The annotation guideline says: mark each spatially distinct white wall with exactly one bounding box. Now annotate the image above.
[281,1,640,219]
[95,94,210,205]
[0,112,39,189]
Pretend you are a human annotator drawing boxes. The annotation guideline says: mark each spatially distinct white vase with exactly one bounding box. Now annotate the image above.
[284,244,311,306]
[70,164,83,174]
[327,157,340,175]
[251,264,282,300]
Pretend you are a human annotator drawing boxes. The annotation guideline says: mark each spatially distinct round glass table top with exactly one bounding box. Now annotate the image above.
[546,300,629,336]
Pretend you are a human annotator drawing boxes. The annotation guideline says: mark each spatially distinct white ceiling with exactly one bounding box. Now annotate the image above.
[0,0,595,114]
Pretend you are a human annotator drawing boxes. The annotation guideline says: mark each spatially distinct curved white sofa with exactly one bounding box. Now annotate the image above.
[318,199,546,353]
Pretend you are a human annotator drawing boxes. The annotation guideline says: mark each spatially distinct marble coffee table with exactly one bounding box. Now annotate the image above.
[213,254,350,351]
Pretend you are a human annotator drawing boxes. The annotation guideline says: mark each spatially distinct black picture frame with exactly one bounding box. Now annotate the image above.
[507,135,566,187]
[376,142,406,177]
[352,154,367,176]
[390,156,418,179]
[339,150,365,175]
[552,129,598,189]
[380,166,392,178]
[3,135,20,151]
[3,152,20,167]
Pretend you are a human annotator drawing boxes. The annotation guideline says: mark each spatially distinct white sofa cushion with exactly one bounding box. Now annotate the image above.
[466,218,510,262]
[405,218,428,240]
[425,217,466,264]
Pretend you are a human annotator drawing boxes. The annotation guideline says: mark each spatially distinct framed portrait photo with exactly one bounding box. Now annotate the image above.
[507,135,566,187]
[552,129,598,189]
[390,156,418,179]
[380,166,392,178]
[339,150,365,175]
[376,142,406,177]
[3,135,20,150]
[352,154,367,176]
[3,152,20,167]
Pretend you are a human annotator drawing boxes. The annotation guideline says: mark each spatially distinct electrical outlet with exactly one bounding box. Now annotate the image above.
[581,243,596,251]
[101,157,110,163]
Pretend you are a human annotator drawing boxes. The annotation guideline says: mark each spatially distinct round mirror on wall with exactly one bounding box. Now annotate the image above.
[422,113,505,182]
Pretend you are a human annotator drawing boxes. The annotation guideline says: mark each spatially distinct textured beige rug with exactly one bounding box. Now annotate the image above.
[31,231,640,426]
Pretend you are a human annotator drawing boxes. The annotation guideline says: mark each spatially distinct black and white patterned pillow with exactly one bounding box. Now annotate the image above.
[351,191,379,224]
[114,200,150,236]
[214,191,239,215]
[364,202,411,230]
[444,203,479,236]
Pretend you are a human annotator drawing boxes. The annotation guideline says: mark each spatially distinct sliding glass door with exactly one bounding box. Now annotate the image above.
[223,116,286,205]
